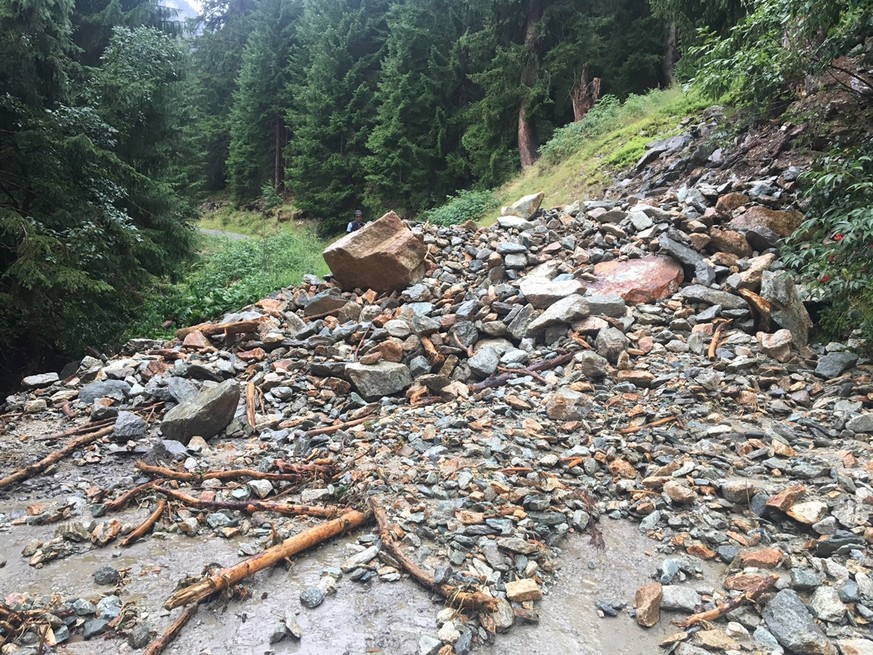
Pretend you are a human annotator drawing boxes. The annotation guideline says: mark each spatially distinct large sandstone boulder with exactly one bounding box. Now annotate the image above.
[161,379,240,445]
[728,206,803,250]
[501,192,544,220]
[323,211,427,292]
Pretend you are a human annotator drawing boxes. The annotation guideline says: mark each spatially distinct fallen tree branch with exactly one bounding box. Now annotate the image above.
[164,509,369,609]
[104,480,161,513]
[245,382,257,427]
[708,320,732,361]
[135,460,333,484]
[471,352,574,393]
[175,318,264,341]
[155,486,341,519]
[617,416,677,435]
[672,575,777,628]
[33,418,116,442]
[369,497,497,612]
[143,604,198,655]
[121,500,167,547]
[301,416,373,437]
[0,426,114,491]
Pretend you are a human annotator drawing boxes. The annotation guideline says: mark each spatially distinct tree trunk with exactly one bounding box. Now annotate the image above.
[571,64,602,122]
[273,118,284,193]
[663,22,678,86]
[517,0,543,169]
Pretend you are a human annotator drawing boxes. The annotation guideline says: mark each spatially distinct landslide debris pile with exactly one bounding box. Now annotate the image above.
[1,117,872,655]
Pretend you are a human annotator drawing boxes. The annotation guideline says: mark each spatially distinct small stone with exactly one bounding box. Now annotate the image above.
[846,413,873,433]
[660,586,701,612]
[247,479,274,499]
[763,589,833,655]
[438,620,461,644]
[737,547,783,569]
[663,480,696,503]
[93,566,119,586]
[341,544,379,572]
[837,639,873,655]
[299,586,326,609]
[815,351,858,379]
[128,623,151,649]
[82,618,110,639]
[635,583,662,627]
[809,586,846,622]
[419,635,443,655]
[786,501,828,526]
[505,578,542,602]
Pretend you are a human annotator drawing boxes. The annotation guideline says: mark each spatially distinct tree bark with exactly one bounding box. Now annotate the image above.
[517,0,543,168]
[571,64,602,122]
[663,22,678,86]
[164,509,369,609]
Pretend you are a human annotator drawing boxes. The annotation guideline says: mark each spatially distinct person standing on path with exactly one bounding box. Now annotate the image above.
[347,209,365,233]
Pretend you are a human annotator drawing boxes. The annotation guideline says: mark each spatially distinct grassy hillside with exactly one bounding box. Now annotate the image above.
[481,88,710,223]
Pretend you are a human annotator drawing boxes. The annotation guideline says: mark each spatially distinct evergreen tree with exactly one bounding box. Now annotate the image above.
[286,0,390,233]
[363,0,472,214]
[226,0,302,203]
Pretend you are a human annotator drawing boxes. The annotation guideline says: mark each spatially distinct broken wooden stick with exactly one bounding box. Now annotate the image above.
[134,460,332,484]
[673,575,777,628]
[708,320,732,361]
[104,480,161,513]
[617,416,677,435]
[155,486,341,519]
[143,604,198,655]
[121,499,167,547]
[164,508,369,609]
[301,415,373,437]
[0,426,114,491]
[175,318,264,341]
[33,417,116,441]
[245,382,257,428]
[368,497,497,612]
[471,352,574,393]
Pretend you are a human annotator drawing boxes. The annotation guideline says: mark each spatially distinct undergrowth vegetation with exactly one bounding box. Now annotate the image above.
[422,190,500,226]
[784,142,873,345]
[129,230,328,339]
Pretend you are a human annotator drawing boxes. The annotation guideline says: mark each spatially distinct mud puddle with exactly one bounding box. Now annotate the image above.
[1,502,715,655]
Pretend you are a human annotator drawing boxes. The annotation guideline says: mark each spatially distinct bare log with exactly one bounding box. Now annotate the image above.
[0,426,114,491]
[33,418,116,441]
[369,497,497,612]
[175,319,264,341]
[143,604,198,655]
[302,416,373,437]
[134,460,333,484]
[673,575,777,628]
[164,509,369,609]
[245,382,257,428]
[155,486,340,519]
[617,416,678,435]
[120,500,167,547]
[471,352,574,393]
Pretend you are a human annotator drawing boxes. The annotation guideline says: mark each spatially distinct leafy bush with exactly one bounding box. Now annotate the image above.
[690,0,872,110]
[129,230,328,337]
[782,142,873,344]
[422,190,500,226]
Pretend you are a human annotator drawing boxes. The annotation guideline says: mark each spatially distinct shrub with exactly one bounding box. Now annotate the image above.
[782,142,873,344]
[423,189,500,226]
[129,229,328,337]
[539,95,622,164]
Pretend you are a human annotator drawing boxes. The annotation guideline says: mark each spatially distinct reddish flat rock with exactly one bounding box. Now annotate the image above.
[588,256,684,304]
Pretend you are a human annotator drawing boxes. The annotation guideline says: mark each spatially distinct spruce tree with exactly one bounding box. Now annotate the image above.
[363,0,472,214]
[286,0,390,233]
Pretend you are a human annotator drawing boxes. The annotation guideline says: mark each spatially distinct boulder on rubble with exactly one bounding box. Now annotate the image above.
[323,211,427,292]
[587,256,684,304]
[346,362,413,399]
[760,271,813,348]
[161,380,240,445]
[729,206,803,251]
[502,192,544,220]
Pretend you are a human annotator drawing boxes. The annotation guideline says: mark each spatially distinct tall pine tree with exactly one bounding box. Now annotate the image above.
[286,0,390,233]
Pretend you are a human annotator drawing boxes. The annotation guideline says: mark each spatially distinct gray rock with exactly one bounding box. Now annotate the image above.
[167,377,198,403]
[527,295,590,334]
[519,277,584,309]
[114,411,147,440]
[128,623,151,649]
[468,348,500,378]
[93,566,119,586]
[660,586,701,612]
[303,290,349,317]
[82,619,110,639]
[79,380,131,405]
[680,285,748,309]
[595,327,628,364]
[659,234,703,266]
[809,586,846,622]
[497,216,535,231]
[761,271,813,348]
[346,362,412,399]
[584,293,626,317]
[791,568,823,591]
[161,380,240,445]
[419,635,443,655]
[763,589,833,655]
[846,413,873,433]
[574,351,611,379]
[22,372,59,388]
[815,352,859,379]
[299,586,326,609]
[502,192,544,220]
